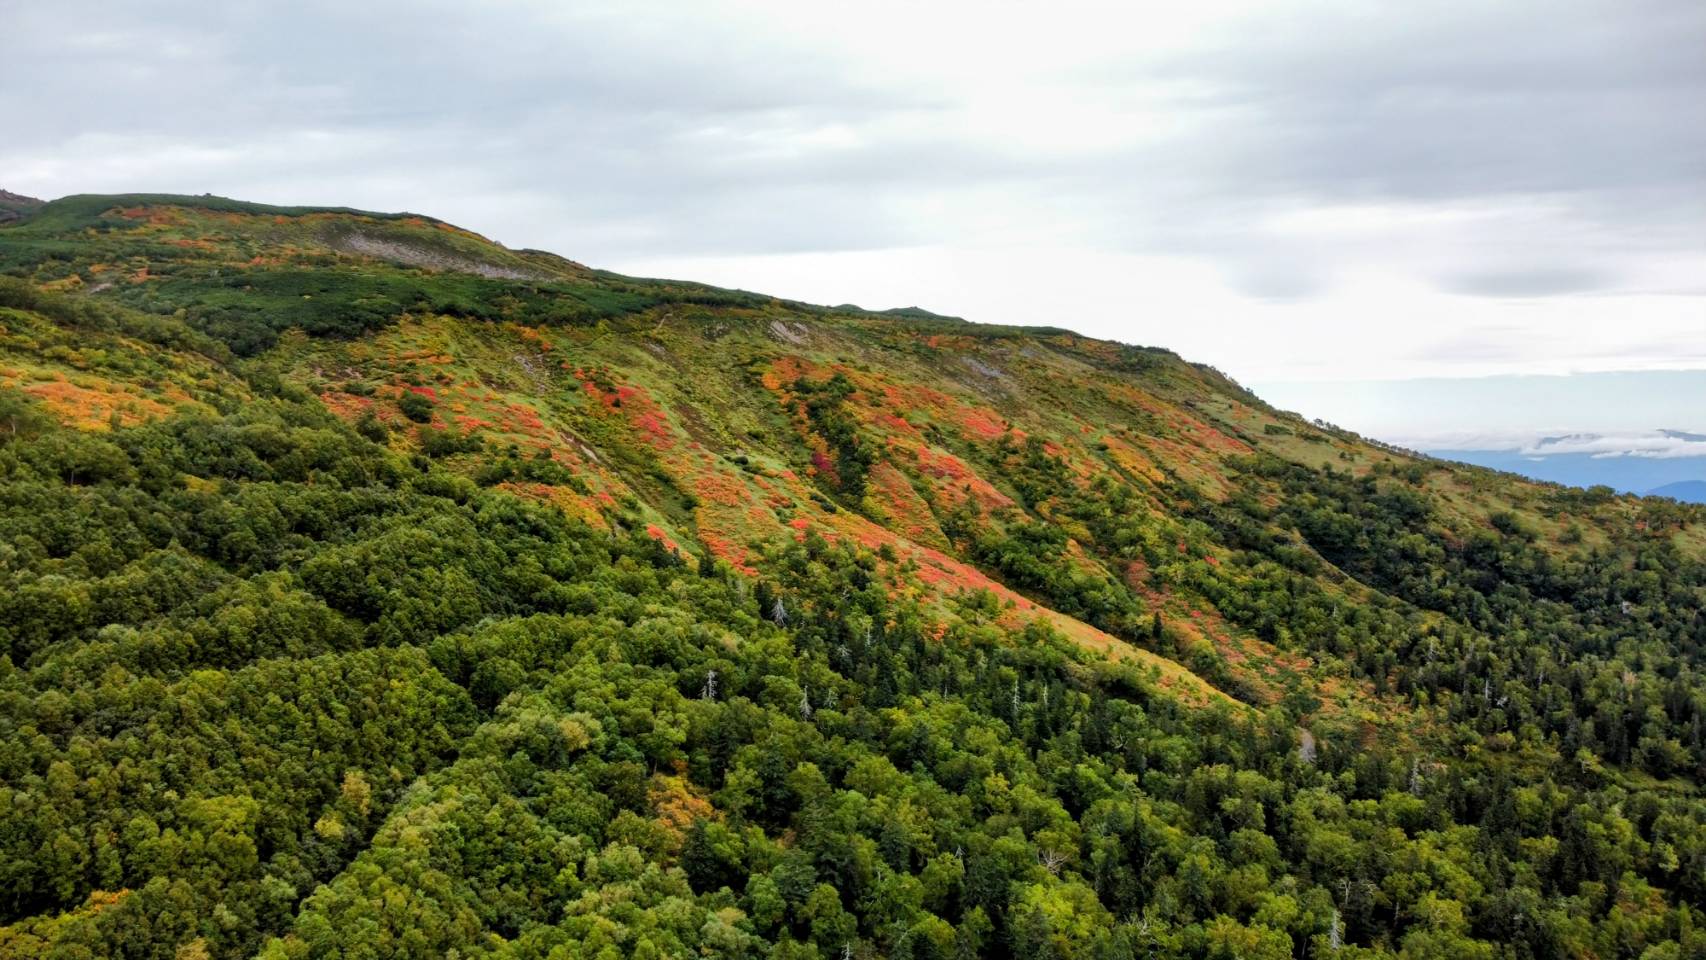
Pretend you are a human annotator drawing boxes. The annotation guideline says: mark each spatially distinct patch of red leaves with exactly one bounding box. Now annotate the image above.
[696,472,748,507]
[579,376,676,450]
[699,532,756,575]
[913,446,1013,510]
[874,412,919,436]
[497,402,546,437]
[809,448,837,484]
[318,390,378,424]
[867,460,947,547]
[958,409,1007,440]
[645,523,682,554]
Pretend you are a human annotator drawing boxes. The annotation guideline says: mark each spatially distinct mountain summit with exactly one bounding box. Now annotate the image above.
[1,194,1703,958]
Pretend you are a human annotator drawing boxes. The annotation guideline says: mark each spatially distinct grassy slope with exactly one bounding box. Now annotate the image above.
[2,193,1696,728]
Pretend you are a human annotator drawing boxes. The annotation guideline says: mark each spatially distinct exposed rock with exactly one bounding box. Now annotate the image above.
[960,356,1008,380]
[334,230,551,281]
[768,319,809,345]
[0,189,44,224]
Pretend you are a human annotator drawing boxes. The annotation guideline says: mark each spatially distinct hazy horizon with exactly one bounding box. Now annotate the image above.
[1251,369,1706,447]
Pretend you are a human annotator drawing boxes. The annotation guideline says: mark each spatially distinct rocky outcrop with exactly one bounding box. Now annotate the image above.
[0,189,44,224]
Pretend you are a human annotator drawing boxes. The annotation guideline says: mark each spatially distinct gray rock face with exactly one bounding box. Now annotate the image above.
[0,189,44,224]
[334,230,551,281]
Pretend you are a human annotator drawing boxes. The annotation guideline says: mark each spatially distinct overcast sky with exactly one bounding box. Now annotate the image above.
[6,0,1704,438]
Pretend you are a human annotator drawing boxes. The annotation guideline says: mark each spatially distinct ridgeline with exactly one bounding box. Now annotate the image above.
[1,194,1702,959]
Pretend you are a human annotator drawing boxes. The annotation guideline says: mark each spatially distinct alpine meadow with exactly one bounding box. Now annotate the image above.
[0,193,1703,960]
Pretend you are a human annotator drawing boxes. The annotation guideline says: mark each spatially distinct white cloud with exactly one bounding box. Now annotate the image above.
[2,0,1703,395]
[1255,371,1706,451]
[1527,433,1706,459]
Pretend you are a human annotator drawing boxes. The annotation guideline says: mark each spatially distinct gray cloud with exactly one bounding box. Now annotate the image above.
[1075,0,1706,294]
[3,0,1703,297]
[1442,267,1617,298]
[1221,259,1329,302]
[1142,0,1706,200]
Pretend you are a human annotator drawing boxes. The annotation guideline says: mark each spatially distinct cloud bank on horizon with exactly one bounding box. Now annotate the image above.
[1253,369,1706,451]
[1517,431,1706,459]
[4,0,1703,384]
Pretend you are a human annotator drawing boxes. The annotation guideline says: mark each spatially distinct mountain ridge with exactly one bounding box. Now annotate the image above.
[1651,479,1706,504]
[3,192,1698,710]
[2,191,1703,959]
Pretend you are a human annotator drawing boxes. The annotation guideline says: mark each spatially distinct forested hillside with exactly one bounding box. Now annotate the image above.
[1,194,1703,959]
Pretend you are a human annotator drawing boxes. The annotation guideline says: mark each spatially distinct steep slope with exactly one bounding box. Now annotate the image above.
[9,193,1698,718]
[1,195,1703,959]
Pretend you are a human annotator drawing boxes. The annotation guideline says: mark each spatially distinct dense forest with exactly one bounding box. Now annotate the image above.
[1,195,1703,959]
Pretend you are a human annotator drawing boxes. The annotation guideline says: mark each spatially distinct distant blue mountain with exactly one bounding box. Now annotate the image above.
[1649,480,1706,504]
[1427,442,1706,495]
